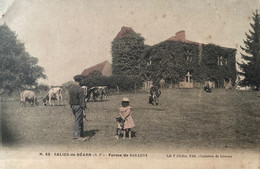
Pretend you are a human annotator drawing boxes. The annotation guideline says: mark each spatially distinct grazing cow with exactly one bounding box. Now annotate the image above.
[86,86,108,102]
[97,86,105,102]
[149,86,161,105]
[20,90,38,107]
[85,86,103,102]
[43,87,63,106]
[86,87,99,102]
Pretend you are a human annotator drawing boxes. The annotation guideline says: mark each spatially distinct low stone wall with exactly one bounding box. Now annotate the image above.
[179,82,194,88]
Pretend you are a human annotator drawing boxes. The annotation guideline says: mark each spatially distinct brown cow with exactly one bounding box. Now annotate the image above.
[20,90,38,107]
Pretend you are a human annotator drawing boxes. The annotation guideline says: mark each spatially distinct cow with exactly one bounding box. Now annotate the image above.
[96,86,105,102]
[100,86,109,100]
[43,87,63,106]
[149,86,161,105]
[20,90,38,107]
[85,86,103,102]
[86,87,99,102]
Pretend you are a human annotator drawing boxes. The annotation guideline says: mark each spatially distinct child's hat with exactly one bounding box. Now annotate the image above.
[122,97,130,102]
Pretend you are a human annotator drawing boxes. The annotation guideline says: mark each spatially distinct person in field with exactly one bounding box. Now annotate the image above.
[204,79,213,93]
[149,85,161,105]
[68,75,87,140]
[118,97,135,139]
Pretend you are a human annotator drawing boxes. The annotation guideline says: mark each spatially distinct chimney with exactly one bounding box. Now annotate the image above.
[116,26,134,38]
[175,30,185,41]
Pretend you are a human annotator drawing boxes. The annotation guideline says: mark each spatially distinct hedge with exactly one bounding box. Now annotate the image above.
[81,75,143,92]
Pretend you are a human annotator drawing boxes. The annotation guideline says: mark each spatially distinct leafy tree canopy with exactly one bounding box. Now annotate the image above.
[0,24,46,94]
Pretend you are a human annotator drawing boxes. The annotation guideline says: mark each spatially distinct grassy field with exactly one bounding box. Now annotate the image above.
[1,88,259,152]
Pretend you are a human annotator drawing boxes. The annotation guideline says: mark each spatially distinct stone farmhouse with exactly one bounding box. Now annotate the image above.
[143,30,236,89]
[88,27,236,89]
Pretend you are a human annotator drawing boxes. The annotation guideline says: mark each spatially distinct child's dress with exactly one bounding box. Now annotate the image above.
[120,106,135,129]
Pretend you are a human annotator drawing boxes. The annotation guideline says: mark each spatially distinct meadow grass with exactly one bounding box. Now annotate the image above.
[1,88,259,152]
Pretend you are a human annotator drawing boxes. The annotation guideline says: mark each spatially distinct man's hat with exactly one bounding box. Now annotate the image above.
[73,75,83,82]
[122,97,130,102]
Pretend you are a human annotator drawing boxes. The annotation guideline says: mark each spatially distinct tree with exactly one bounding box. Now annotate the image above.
[0,24,46,93]
[111,31,145,76]
[87,70,102,78]
[238,10,260,90]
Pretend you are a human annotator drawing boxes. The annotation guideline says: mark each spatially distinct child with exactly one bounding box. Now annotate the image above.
[117,97,135,139]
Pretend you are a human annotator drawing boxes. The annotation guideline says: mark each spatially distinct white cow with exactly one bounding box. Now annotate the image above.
[20,90,38,107]
[43,87,63,106]
[100,86,109,100]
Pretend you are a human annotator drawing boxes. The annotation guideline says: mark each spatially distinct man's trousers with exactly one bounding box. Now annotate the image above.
[71,105,84,138]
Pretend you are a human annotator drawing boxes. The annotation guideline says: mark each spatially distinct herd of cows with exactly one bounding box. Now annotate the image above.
[20,86,109,107]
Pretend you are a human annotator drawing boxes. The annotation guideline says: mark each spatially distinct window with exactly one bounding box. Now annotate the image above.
[218,56,228,66]
[147,57,152,65]
[217,56,223,66]
[185,71,192,82]
[186,50,192,61]
[185,76,189,82]
[225,59,228,65]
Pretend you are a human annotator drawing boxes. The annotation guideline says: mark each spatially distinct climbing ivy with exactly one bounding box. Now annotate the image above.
[144,41,236,86]
[201,44,236,86]
[111,32,145,76]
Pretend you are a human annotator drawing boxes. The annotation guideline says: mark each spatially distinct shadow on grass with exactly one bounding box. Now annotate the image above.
[130,131,137,138]
[117,131,137,138]
[135,107,166,111]
[41,104,67,107]
[84,130,99,140]
[2,122,16,147]
[52,104,67,107]
[1,103,16,147]
[86,100,110,103]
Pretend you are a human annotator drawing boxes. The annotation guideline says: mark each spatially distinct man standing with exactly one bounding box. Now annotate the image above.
[149,85,161,105]
[69,75,86,139]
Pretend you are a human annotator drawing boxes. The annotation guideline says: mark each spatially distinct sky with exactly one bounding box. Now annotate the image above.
[0,0,259,86]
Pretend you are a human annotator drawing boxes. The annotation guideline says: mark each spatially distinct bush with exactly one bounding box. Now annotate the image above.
[111,75,143,91]
[81,75,143,92]
[35,84,49,92]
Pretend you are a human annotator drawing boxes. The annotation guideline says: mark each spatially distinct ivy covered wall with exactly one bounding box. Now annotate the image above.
[201,44,237,87]
[111,27,237,88]
[143,41,237,88]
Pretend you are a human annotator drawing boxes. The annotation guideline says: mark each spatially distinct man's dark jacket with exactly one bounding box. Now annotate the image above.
[68,84,86,109]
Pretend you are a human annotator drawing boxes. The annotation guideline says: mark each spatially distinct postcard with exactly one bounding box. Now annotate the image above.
[0,0,259,168]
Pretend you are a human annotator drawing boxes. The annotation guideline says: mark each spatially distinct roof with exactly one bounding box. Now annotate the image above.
[116,26,135,38]
[165,30,236,50]
[81,60,112,77]
[166,30,200,45]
